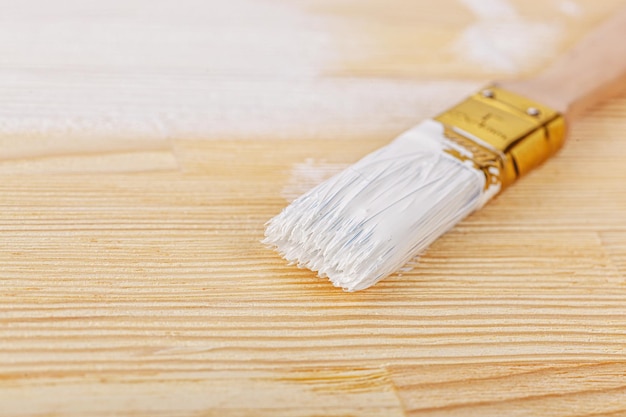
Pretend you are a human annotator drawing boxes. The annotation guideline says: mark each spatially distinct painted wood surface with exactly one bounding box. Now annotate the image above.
[1,0,626,416]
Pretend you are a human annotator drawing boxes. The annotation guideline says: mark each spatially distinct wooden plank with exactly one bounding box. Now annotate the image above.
[1,0,626,416]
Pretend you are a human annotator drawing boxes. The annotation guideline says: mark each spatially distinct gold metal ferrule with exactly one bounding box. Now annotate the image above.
[434,86,566,191]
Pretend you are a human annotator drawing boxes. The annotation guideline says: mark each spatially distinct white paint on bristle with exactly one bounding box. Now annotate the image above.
[264,120,492,292]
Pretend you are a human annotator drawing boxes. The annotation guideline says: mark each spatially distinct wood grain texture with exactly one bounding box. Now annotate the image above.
[2,1,626,416]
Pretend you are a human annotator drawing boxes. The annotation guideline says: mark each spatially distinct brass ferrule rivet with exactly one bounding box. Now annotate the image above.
[526,107,541,117]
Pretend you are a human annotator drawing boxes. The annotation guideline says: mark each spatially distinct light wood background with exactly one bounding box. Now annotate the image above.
[2,0,626,416]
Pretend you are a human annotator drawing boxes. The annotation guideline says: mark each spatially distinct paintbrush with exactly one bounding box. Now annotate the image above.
[264,7,626,291]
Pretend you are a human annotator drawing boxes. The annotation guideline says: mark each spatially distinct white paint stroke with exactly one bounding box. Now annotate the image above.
[557,0,583,17]
[455,0,564,73]
[457,0,517,19]
[0,0,335,141]
[282,158,347,202]
[0,0,484,142]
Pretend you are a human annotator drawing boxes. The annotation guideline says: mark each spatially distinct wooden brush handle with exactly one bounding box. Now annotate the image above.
[498,6,626,121]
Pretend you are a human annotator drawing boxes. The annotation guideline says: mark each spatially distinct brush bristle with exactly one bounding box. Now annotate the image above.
[264,120,491,291]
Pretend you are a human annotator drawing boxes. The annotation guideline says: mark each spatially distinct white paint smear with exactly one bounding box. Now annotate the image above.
[557,0,583,17]
[0,0,334,141]
[455,0,564,73]
[0,0,482,142]
[457,0,517,19]
[282,158,348,202]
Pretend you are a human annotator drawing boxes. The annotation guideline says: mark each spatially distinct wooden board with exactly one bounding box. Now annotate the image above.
[2,1,626,415]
